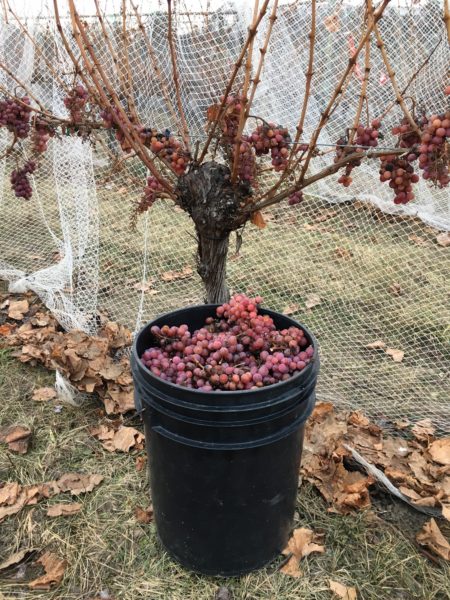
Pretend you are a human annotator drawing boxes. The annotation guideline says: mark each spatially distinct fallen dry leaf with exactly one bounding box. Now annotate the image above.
[408,234,429,247]
[8,299,29,320]
[394,418,411,430]
[388,282,403,296]
[135,455,147,472]
[0,474,102,522]
[28,551,67,590]
[32,387,57,402]
[134,505,153,524]
[0,323,16,336]
[442,505,450,521]
[333,247,353,260]
[416,519,450,561]
[161,266,193,282]
[0,548,36,571]
[282,304,299,316]
[385,348,404,363]
[56,473,103,495]
[436,232,450,247]
[0,425,31,454]
[428,439,450,466]
[305,294,321,310]
[47,503,82,517]
[90,424,144,453]
[133,281,154,292]
[280,528,325,577]
[315,209,337,222]
[303,222,332,233]
[348,411,370,428]
[366,340,386,349]
[250,210,267,229]
[412,419,436,442]
[329,580,357,599]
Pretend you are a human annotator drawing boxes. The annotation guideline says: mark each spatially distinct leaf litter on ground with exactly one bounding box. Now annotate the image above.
[1,291,449,562]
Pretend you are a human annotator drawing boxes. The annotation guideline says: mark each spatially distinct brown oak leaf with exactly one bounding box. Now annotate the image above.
[28,551,66,589]
[280,528,325,577]
[416,519,450,561]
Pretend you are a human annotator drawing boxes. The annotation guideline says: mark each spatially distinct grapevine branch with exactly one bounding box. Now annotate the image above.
[167,0,191,153]
[130,0,183,134]
[67,0,175,193]
[231,0,259,184]
[444,0,450,43]
[256,0,315,204]
[93,0,139,123]
[380,36,443,122]
[349,0,372,143]
[374,24,420,134]
[198,0,270,163]
[245,0,279,121]
[250,147,409,214]
[297,0,391,185]
[6,1,71,93]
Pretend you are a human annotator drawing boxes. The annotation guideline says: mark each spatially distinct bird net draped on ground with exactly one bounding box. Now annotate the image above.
[0,1,449,431]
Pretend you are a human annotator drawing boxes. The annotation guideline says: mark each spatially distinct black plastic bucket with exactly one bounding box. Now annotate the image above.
[131,304,319,576]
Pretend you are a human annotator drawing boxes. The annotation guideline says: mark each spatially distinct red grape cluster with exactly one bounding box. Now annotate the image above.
[391,116,422,148]
[335,119,381,187]
[379,155,419,204]
[417,112,450,187]
[137,176,163,213]
[218,94,243,144]
[334,136,362,187]
[141,294,314,391]
[145,128,188,176]
[31,117,53,153]
[63,85,88,123]
[248,122,291,171]
[288,190,303,205]
[354,120,380,148]
[0,96,32,139]
[100,107,133,152]
[10,160,36,199]
[236,140,256,183]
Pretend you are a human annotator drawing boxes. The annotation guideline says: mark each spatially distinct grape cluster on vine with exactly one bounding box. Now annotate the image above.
[141,294,314,391]
[0,96,32,139]
[248,122,291,171]
[417,112,449,187]
[144,128,188,176]
[288,190,303,205]
[218,94,243,144]
[391,116,422,148]
[379,155,419,204]
[335,120,381,187]
[10,160,36,199]
[137,176,164,213]
[236,140,256,183]
[63,85,88,123]
[31,117,53,153]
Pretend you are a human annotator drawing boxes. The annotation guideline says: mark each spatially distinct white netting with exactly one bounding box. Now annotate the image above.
[0,1,449,431]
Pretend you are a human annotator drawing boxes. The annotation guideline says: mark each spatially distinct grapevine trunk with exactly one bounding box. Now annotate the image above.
[177,161,250,304]
[196,229,230,303]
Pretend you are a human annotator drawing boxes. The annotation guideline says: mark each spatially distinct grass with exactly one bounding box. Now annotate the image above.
[1,352,449,600]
